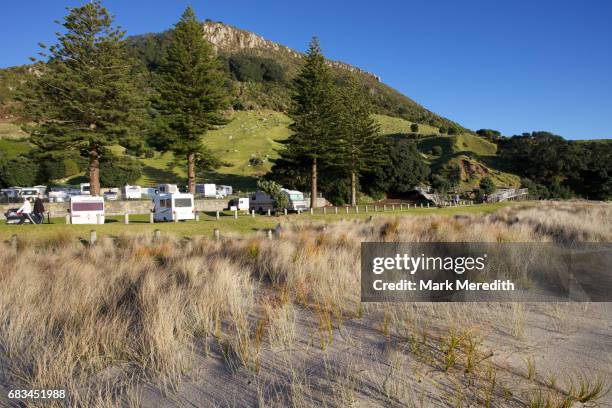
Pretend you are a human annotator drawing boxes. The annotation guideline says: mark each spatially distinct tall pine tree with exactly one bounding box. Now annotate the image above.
[153,7,228,193]
[23,1,146,196]
[283,38,336,208]
[335,75,383,206]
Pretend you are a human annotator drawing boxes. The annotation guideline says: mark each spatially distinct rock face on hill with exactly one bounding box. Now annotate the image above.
[202,21,381,81]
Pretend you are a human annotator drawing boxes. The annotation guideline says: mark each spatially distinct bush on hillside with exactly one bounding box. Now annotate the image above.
[410,123,419,133]
[99,155,142,187]
[0,156,39,187]
[363,138,430,197]
[479,176,496,195]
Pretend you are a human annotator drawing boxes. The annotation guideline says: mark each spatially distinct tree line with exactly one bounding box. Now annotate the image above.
[14,2,227,196]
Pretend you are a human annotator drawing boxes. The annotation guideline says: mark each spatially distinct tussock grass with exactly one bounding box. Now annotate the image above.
[0,201,610,406]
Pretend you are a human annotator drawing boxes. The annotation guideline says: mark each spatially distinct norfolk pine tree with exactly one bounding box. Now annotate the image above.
[22,1,146,196]
[284,38,337,208]
[336,75,383,206]
[154,7,228,194]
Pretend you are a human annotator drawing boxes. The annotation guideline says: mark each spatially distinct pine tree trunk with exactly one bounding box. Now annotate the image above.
[89,147,101,196]
[187,152,196,194]
[351,171,357,206]
[310,157,317,209]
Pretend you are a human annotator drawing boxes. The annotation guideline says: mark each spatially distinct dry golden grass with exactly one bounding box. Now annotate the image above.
[0,201,610,406]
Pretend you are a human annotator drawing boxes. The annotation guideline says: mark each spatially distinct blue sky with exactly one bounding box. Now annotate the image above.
[1,0,611,139]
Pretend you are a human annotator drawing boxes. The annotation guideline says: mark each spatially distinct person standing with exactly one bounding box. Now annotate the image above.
[33,193,45,224]
[16,197,34,224]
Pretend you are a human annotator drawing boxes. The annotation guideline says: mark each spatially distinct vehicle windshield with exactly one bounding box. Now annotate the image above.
[289,193,304,201]
[22,190,37,195]
[174,198,192,207]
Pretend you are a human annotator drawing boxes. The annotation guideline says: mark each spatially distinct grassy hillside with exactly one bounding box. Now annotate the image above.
[0,111,518,190]
[418,132,520,189]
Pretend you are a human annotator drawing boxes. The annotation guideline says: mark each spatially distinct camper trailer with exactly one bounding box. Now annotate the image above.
[156,184,178,194]
[249,188,308,213]
[69,195,104,224]
[123,185,142,200]
[153,193,195,222]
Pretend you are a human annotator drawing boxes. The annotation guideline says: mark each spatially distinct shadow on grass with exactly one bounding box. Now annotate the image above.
[142,165,182,184]
[201,171,258,192]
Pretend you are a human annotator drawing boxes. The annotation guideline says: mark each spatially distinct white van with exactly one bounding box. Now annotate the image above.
[123,185,142,200]
[156,184,178,194]
[196,183,220,198]
[80,183,91,195]
[153,193,195,222]
[218,185,233,196]
[69,195,104,224]
[228,197,249,211]
[20,188,40,200]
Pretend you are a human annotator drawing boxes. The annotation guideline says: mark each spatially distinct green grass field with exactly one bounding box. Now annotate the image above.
[0,202,519,242]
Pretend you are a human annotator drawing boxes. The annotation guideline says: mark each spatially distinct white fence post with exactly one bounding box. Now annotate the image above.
[90,230,97,245]
[65,214,70,225]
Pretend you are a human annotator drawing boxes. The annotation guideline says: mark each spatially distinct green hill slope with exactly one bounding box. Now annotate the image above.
[0,111,518,191]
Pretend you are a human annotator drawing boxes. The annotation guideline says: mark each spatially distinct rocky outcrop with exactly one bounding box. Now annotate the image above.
[202,21,380,81]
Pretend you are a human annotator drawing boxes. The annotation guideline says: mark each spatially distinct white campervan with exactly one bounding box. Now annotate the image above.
[249,188,308,213]
[156,184,178,194]
[123,185,142,200]
[153,193,195,222]
[69,195,104,224]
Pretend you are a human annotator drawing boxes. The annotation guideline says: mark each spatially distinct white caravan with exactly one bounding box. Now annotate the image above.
[156,184,178,194]
[153,193,195,222]
[123,185,142,200]
[249,188,308,213]
[69,195,105,224]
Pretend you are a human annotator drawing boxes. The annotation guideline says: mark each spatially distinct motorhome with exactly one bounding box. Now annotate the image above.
[20,188,40,200]
[1,187,22,200]
[48,187,69,203]
[152,193,195,222]
[217,185,232,196]
[123,185,142,200]
[195,183,219,198]
[249,188,308,213]
[156,184,178,194]
[69,195,104,224]
[80,183,91,195]
[103,188,119,201]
